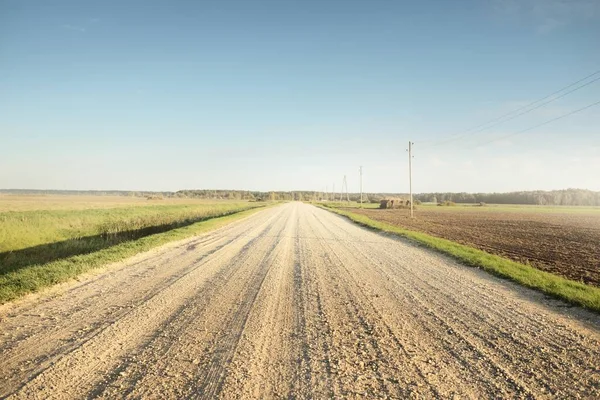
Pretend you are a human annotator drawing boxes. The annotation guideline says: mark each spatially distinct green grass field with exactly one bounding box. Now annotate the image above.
[0,198,266,303]
[1,202,260,253]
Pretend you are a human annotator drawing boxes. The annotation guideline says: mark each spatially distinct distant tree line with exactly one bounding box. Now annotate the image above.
[414,189,600,206]
[2,188,599,206]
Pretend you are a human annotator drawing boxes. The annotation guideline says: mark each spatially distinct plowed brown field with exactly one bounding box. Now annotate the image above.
[349,206,600,286]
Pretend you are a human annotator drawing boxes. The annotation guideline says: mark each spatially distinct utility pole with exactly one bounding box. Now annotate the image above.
[339,175,349,202]
[333,183,335,201]
[408,141,414,218]
[345,176,349,202]
[359,166,363,207]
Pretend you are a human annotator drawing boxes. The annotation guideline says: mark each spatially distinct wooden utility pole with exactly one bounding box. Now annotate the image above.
[359,166,363,207]
[408,141,414,218]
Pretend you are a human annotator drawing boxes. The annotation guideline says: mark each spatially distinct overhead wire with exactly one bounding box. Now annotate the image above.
[418,68,600,148]
[474,99,600,146]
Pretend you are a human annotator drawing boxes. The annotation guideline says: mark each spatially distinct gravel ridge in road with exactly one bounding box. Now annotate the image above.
[0,202,598,398]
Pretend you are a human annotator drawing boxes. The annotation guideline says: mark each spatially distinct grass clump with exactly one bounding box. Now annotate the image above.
[322,206,600,312]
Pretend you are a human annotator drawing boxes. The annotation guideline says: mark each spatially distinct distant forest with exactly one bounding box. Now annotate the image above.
[413,189,600,206]
[1,188,599,206]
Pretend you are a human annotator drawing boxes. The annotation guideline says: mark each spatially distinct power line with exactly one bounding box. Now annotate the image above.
[451,76,600,143]
[420,68,600,148]
[475,99,600,146]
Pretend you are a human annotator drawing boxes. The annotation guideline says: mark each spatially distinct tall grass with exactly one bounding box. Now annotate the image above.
[0,206,267,304]
[0,202,262,276]
[1,203,255,252]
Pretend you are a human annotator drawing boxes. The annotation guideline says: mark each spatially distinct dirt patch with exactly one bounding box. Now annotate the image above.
[349,207,600,286]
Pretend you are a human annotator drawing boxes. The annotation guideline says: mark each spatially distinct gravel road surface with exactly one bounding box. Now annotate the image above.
[1,202,599,399]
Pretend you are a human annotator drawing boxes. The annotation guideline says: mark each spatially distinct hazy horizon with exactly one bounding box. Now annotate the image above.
[1,187,599,196]
[2,0,599,193]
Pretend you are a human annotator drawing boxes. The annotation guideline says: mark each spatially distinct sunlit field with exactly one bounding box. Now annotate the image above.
[0,195,264,302]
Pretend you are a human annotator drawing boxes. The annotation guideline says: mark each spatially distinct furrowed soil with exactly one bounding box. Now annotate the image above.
[0,203,599,399]
[349,207,600,286]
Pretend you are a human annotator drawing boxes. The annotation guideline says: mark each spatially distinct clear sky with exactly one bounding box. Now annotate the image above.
[1,0,599,193]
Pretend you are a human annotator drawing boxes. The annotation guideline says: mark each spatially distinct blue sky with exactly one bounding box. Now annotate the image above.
[1,0,599,193]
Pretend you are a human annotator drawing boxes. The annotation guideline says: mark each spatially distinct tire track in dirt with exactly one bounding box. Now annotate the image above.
[216,204,299,398]
[92,205,294,399]
[1,202,599,399]
[1,231,245,384]
[304,210,453,397]
[310,206,600,397]
[95,209,291,398]
[311,211,534,397]
[0,206,288,398]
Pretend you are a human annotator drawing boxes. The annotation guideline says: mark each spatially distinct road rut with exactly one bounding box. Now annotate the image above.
[1,202,599,398]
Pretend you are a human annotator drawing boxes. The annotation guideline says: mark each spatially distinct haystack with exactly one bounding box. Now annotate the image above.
[379,198,411,209]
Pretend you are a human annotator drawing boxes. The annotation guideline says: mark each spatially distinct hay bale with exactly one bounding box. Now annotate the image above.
[380,198,412,209]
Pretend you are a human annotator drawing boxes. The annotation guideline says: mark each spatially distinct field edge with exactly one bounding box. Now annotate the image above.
[0,205,270,305]
[319,205,600,313]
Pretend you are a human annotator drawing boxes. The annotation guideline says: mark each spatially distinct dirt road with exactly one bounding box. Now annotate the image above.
[1,202,599,399]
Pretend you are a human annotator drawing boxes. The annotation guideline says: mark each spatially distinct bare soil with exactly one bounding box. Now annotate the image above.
[0,203,599,398]
[350,207,600,286]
